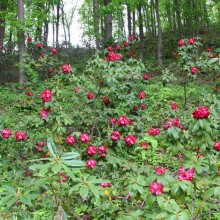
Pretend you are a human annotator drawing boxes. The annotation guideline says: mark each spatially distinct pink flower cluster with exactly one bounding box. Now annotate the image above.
[80,133,90,143]
[86,158,96,169]
[1,129,12,139]
[100,182,111,188]
[62,64,71,74]
[105,52,121,62]
[86,145,107,158]
[138,91,146,99]
[41,89,53,102]
[36,141,45,152]
[110,130,121,141]
[171,103,178,110]
[87,92,95,99]
[149,182,163,195]
[178,166,194,181]
[178,38,195,47]
[15,131,26,141]
[148,127,160,136]
[192,106,210,119]
[155,167,166,175]
[66,136,75,145]
[124,135,136,146]
[118,116,132,126]
[190,67,198,75]
[214,142,220,151]
[164,118,186,130]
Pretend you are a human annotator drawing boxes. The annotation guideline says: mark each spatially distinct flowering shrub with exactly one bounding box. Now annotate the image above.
[0,37,219,220]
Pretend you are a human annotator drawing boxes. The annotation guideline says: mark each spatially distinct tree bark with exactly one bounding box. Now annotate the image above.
[155,0,162,64]
[17,0,25,85]
[0,3,6,47]
[93,0,100,48]
[56,0,60,49]
[104,0,112,44]
[127,5,131,36]
[173,0,182,37]
[138,4,144,60]
[132,10,135,35]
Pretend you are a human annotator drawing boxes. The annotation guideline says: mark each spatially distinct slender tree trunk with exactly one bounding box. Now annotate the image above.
[44,22,49,47]
[93,0,100,48]
[56,0,60,49]
[0,3,6,47]
[143,2,150,33]
[174,0,182,37]
[155,0,162,64]
[166,0,172,31]
[104,0,112,44]
[52,5,55,47]
[127,5,131,36]
[192,0,199,36]
[150,0,156,36]
[132,10,135,35]
[61,0,67,43]
[17,0,25,85]
[186,0,191,36]
[138,5,144,60]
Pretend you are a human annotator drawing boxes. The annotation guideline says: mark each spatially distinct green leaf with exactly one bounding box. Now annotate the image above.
[208,58,219,65]
[2,185,16,194]
[88,182,100,201]
[171,183,179,196]
[170,199,181,212]
[52,163,61,174]
[137,175,147,186]
[164,202,174,212]
[80,186,89,198]
[6,197,18,208]
[61,159,84,168]
[172,129,179,140]
[157,196,164,209]
[0,194,14,206]
[38,163,51,176]
[203,187,215,200]
[214,187,220,199]
[61,152,80,160]
[47,138,56,156]
[69,183,81,195]
[20,195,31,204]
[199,119,204,129]
[61,164,76,180]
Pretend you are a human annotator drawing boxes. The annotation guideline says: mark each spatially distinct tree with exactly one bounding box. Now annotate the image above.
[93,0,100,48]
[0,1,7,47]
[104,0,112,44]
[17,0,25,85]
[155,0,162,64]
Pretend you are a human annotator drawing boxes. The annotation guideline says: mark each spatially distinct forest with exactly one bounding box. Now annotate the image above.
[0,0,220,219]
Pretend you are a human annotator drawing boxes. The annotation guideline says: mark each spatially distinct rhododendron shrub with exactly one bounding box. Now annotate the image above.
[1,36,220,220]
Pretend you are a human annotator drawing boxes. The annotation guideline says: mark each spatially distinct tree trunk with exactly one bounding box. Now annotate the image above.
[155,0,162,64]
[173,0,182,37]
[143,2,150,33]
[44,22,49,47]
[61,0,67,44]
[104,0,112,44]
[93,0,100,48]
[0,3,6,47]
[132,10,135,35]
[56,0,60,49]
[138,5,144,60]
[17,0,25,85]
[127,5,131,36]
[192,0,199,36]
[150,0,156,35]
